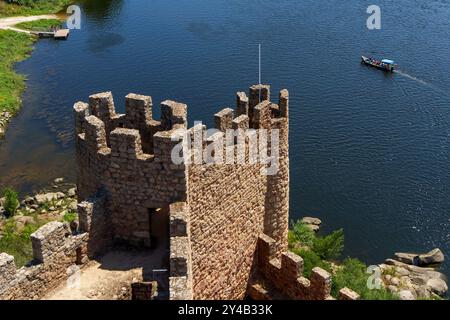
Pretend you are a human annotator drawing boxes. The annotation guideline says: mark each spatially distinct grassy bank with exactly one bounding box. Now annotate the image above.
[0,29,33,118]
[0,0,72,17]
[16,18,61,31]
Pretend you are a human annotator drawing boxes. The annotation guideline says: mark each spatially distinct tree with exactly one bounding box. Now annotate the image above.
[2,187,19,217]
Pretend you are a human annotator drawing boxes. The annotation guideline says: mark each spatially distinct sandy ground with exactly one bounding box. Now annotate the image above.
[0,14,59,33]
[43,248,168,300]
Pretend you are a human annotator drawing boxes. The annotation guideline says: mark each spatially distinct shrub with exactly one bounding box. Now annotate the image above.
[295,248,332,278]
[288,219,315,249]
[2,187,19,217]
[312,228,344,260]
[289,220,344,260]
[331,258,399,300]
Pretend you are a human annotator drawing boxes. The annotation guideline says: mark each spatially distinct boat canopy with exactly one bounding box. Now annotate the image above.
[382,59,394,64]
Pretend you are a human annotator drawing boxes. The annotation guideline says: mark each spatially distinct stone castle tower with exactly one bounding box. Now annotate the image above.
[1,84,350,300]
[73,83,294,299]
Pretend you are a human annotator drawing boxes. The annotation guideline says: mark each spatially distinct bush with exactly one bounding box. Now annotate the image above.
[2,187,19,217]
[295,248,332,278]
[288,219,315,249]
[312,228,344,260]
[331,258,398,300]
[289,220,344,260]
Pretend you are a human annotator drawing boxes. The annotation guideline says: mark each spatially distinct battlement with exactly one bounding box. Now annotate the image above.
[0,222,89,300]
[74,85,288,166]
[250,234,359,300]
[74,91,187,162]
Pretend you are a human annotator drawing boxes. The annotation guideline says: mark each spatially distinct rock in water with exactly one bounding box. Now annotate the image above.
[394,252,417,265]
[67,187,77,197]
[305,224,320,232]
[426,278,448,296]
[301,217,322,225]
[301,216,321,232]
[416,248,445,266]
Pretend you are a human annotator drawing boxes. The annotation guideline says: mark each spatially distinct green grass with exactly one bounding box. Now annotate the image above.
[0,29,33,116]
[331,258,399,300]
[0,217,47,267]
[0,0,72,17]
[62,210,77,223]
[16,18,61,31]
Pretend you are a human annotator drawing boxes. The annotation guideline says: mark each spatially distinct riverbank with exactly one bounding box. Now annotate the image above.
[0,178,77,267]
[0,16,63,137]
[290,217,448,300]
[0,29,33,137]
[0,0,71,18]
[0,0,69,137]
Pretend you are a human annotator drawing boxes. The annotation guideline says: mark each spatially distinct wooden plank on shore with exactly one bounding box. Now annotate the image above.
[54,29,70,40]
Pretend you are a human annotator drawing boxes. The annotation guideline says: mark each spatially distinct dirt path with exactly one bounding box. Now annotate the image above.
[43,249,167,300]
[0,14,59,33]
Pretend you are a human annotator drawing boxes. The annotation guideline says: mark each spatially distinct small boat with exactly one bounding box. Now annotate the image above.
[361,55,396,72]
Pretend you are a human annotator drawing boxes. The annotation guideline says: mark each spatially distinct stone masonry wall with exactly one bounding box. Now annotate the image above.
[254,233,332,300]
[187,85,290,299]
[250,233,360,300]
[0,221,89,300]
[169,202,193,299]
[74,93,188,245]
[77,192,110,258]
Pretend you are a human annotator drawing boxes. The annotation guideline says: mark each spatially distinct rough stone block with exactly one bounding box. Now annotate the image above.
[31,221,66,263]
[161,100,187,130]
[214,108,233,131]
[88,91,116,120]
[339,287,360,300]
[125,93,153,128]
[0,253,16,287]
[236,92,249,116]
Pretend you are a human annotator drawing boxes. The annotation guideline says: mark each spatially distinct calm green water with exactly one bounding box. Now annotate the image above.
[0,0,449,278]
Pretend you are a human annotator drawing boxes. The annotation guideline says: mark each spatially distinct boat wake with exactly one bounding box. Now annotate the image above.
[394,70,429,85]
[394,69,449,97]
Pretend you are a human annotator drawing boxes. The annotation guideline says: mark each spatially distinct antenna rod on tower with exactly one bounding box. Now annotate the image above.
[258,43,261,102]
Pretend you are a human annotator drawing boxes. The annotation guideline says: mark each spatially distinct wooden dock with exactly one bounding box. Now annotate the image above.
[34,28,70,40]
[54,29,70,40]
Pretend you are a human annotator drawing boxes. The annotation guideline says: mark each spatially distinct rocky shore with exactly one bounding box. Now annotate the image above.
[0,177,78,239]
[0,111,12,138]
[301,216,448,300]
[380,248,447,299]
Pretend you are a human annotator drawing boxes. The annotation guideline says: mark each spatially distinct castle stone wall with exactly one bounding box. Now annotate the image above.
[186,86,290,299]
[74,92,188,245]
[0,222,88,300]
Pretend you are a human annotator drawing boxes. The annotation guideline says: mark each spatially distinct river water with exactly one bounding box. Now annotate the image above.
[0,0,449,278]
